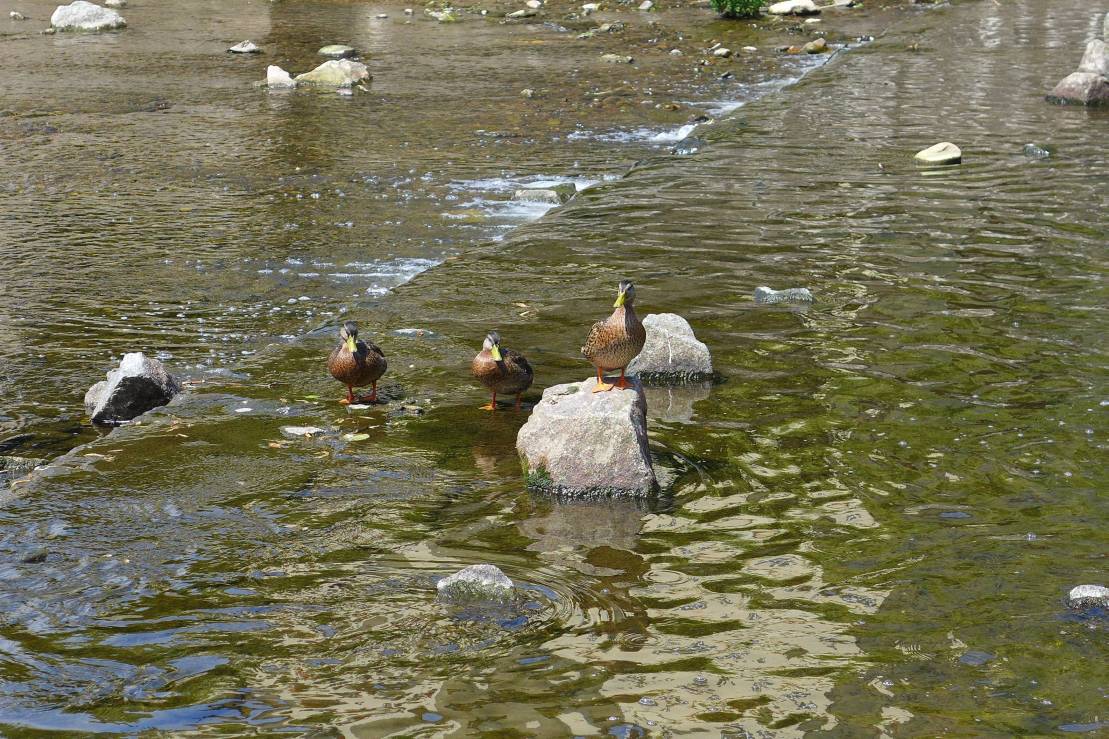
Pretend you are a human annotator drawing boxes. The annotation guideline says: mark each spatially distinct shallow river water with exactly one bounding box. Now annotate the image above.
[1,0,1107,736]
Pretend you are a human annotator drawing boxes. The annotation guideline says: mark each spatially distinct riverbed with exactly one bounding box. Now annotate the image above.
[1,0,1107,735]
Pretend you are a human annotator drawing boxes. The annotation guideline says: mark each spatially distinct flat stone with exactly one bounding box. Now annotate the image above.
[318,44,357,58]
[1077,39,1109,77]
[601,53,634,64]
[84,352,181,425]
[516,377,656,497]
[104,0,124,6]
[513,183,576,204]
[581,2,599,13]
[295,59,370,88]
[713,47,732,58]
[228,40,260,54]
[427,9,457,22]
[638,0,654,10]
[437,564,514,602]
[50,1,125,31]
[281,426,324,437]
[914,141,962,165]
[266,65,296,89]
[1067,584,1109,609]
[626,313,713,383]
[803,37,828,53]
[1046,71,1109,106]
[754,286,814,304]
[767,0,820,16]
[526,0,543,7]
[507,8,537,18]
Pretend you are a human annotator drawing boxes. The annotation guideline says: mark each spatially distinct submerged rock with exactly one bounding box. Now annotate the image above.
[228,40,260,54]
[1067,584,1109,609]
[513,183,576,205]
[914,141,962,165]
[754,286,814,304]
[626,313,713,383]
[803,37,828,54]
[85,352,181,425]
[437,564,514,602]
[767,0,820,16]
[295,59,370,88]
[1078,39,1108,77]
[427,8,458,22]
[266,65,296,89]
[1022,143,1050,159]
[672,137,706,155]
[516,377,656,497]
[1046,71,1109,106]
[601,53,634,64]
[50,1,125,31]
[318,44,357,58]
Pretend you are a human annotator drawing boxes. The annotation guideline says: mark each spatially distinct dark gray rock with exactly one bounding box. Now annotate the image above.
[516,377,656,497]
[85,352,181,425]
[626,313,713,383]
[1046,71,1109,106]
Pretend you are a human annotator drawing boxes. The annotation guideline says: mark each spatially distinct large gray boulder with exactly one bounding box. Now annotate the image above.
[516,377,656,497]
[1078,39,1109,77]
[50,1,125,30]
[1046,71,1109,106]
[626,313,713,383]
[85,352,181,425]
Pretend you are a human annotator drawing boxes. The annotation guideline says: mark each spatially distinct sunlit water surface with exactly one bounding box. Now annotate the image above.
[0,0,1106,736]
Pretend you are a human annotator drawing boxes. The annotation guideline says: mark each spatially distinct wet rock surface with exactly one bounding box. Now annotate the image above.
[626,313,713,383]
[84,352,181,425]
[294,59,370,88]
[437,564,514,602]
[266,65,296,88]
[1067,584,1109,609]
[228,40,260,54]
[914,141,962,164]
[517,377,656,497]
[754,286,814,304]
[1047,71,1109,106]
[50,0,125,31]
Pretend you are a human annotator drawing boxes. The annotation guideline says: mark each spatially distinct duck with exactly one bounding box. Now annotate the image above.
[327,320,387,404]
[581,279,646,392]
[471,331,533,410]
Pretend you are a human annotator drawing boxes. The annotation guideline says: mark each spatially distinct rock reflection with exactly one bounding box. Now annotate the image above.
[642,381,713,423]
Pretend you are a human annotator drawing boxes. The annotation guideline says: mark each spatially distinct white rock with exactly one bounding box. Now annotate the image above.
[638,0,653,10]
[228,40,260,54]
[507,8,536,18]
[437,564,514,601]
[914,141,962,165]
[1067,584,1109,608]
[104,0,124,6]
[516,377,656,497]
[281,426,323,437]
[1077,39,1108,77]
[626,313,713,382]
[514,183,575,204]
[526,0,542,7]
[601,53,634,64]
[294,59,370,87]
[10,11,27,20]
[582,2,599,13]
[318,44,357,58]
[50,1,125,31]
[754,286,814,304]
[742,45,758,52]
[266,65,296,88]
[713,47,731,58]
[427,8,457,21]
[404,7,414,14]
[767,0,819,16]
[669,48,683,56]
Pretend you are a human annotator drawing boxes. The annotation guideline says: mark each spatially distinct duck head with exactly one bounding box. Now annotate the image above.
[482,331,503,361]
[339,321,359,353]
[613,279,636,308]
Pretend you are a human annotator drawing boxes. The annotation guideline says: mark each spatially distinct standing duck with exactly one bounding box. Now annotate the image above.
[471,331,533,410]
[582,279,646,392]
[327,320,387,404]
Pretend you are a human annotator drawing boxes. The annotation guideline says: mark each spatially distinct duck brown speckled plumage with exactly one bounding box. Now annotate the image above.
[582,279,646,392]
[471,331,533,410]
[328,321,387,404]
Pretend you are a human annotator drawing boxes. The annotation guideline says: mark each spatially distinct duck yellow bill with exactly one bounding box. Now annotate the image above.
[346,336,357,352]
[490,345,503,361]
[613,291,626,308]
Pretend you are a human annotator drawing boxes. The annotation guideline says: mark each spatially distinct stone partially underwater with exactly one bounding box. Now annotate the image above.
[84,352,181,425]
[1047,38,1109,106]
[437,564,515,603]
[516,377,656,497]
[50,0,125,31]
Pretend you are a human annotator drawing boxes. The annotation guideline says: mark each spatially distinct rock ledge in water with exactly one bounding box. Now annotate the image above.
[626,313,713,383]
[1067,584,1109,609]
[1046,71,1109,106]
[84,352,181,425]
[516,377,656,497]
[50,1,125,31]
[437,564,514,602]
[318,44,357,58]
[754,286,813,304]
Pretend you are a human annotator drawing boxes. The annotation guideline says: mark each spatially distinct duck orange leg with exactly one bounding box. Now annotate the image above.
[613,368,633,390]
[514,392,523,410]
[592,366,614,393]
[481,391,497,411]
[339,385,355,405]
[356,382,379,404]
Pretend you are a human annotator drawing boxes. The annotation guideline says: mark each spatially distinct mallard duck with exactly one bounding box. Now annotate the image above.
[327,321,387,404]
[582,279,646,392]
[471,331,533,410]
